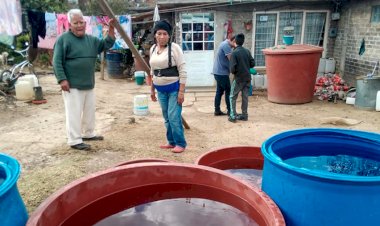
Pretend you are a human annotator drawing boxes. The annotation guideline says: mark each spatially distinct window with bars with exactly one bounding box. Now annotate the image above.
[181,13,215,51]
[371,5,380,23]
[278,12,303,44]
[254,11,327,67]
[254,14,277,66]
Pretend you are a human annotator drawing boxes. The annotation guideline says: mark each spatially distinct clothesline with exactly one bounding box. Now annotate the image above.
[1,7,132,50]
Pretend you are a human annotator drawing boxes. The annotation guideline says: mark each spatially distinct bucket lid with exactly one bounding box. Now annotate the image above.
[262,44,324,55]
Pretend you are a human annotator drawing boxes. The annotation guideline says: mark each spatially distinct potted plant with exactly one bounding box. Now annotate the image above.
[283,26,294,45]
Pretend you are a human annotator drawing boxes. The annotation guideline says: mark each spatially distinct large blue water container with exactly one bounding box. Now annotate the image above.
[0,153,28,226]
[106,52,124,78]
[261,128,380,226]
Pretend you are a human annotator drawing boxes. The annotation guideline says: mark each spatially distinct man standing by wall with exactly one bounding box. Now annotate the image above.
[229,33,255,122]
[212,35,235,116]
[53,9,115,150]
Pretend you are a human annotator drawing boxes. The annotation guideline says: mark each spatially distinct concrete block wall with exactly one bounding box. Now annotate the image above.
[333,0,380,86]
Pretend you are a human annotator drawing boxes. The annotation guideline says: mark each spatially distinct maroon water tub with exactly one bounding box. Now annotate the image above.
[263,44,323,104]
[27,162,284,226]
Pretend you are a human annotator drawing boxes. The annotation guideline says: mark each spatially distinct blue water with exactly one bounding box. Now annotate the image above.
[225,169,262,188]
[94,198,258,226]
[285,154,380,176]
[0,178,4,186]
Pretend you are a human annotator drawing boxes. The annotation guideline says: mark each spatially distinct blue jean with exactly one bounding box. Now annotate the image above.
[157,91,187,148]
[214,75,231,112]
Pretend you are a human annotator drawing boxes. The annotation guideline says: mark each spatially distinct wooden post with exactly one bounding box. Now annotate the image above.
[100,51,105,80]
[97,0,190,129]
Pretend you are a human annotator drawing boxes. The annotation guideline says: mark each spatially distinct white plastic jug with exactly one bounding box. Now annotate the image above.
[325,58,336,73]
[23,74,39,87]
[376,91,380,112]
[15,81,34,101]
[318,58,326,73]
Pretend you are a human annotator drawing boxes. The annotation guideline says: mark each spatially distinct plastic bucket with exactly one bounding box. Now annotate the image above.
[376,90,380,111]
[0,153,28,226]
[282,36,294,45]
[261,128,380,226]
[133,94,149,116]
[355,76,380,110]
[27,163,285,226]
[134,71,145,85]
[106,52,124,78]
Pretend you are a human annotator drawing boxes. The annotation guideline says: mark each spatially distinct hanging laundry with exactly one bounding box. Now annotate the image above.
[83,16,92,35]
[27,10,46,48]
[0,34,14,46]
[38,12,57,49]
[0,0,23,35]
[57,14,69,35]
[91,16,103,39]
[112,15,132,50]
[45,12,57,38]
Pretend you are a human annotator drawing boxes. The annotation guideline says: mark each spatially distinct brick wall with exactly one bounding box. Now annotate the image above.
[333,0,380,86]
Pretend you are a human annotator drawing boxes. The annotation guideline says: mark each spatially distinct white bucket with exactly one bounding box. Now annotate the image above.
[133,94,149,116]
[346,97,355,105]
[15,81,34,101]
[318,58,326,73]
[325,58,336,73]
[376,91,380,111]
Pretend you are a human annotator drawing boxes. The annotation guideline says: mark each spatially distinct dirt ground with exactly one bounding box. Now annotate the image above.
[1,71,379,214]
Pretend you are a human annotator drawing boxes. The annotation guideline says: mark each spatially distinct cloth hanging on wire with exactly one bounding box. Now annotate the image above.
[27,10,46,48]
[0,0,23,36]
[358,38,365,56]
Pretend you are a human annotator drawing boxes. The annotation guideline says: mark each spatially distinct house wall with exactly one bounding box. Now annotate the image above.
[333,0,380,86]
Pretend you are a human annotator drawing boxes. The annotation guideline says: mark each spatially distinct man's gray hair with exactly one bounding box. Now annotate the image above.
[67,9,83,23]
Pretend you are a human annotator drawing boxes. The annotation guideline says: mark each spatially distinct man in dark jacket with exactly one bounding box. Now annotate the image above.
[229,33,255,122]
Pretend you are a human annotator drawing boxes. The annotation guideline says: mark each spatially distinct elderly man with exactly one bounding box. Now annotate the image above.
[53,9,115,150]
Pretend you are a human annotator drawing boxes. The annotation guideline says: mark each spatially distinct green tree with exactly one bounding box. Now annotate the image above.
[20,0,69,12]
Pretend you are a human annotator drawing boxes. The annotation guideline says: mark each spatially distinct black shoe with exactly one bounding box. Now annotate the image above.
[71,143,91,150]
[236,115,248,121]
[82,136,104,141]
[214,111,227,116]
[228,116,237,123]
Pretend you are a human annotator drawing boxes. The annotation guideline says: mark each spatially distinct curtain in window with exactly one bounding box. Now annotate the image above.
[278,12,303,44]
[304,12,326,46]
[255,14,277,66]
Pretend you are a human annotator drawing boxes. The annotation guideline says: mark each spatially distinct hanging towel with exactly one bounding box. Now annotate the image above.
[45,12,57,38]
[359,38,365,56]
[27,10,46,48]
[57,14,69,35]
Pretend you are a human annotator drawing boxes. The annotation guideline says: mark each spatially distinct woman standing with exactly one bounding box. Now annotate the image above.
[149,20,187,153]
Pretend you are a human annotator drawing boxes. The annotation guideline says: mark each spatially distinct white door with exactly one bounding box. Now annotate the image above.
[181,12,215,87]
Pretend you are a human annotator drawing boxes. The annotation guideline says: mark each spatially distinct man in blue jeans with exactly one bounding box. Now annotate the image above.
[212,35,235,116]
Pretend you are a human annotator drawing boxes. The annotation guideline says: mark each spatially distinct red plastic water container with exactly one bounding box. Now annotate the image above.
[263,44,323,104]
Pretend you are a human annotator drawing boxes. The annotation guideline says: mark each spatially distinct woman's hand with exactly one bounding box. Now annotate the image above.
[150,90,157,102]
[177,91,184,104]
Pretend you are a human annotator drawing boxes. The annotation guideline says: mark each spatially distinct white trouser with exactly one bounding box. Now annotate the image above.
[62,88,96,146]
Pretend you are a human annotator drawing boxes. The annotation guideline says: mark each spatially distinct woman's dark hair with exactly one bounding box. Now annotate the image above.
[153,20,172,36]
[235,33,245,46]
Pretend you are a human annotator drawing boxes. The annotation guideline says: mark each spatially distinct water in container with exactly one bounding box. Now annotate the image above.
[225,169,262,188]
[94,198,258,226]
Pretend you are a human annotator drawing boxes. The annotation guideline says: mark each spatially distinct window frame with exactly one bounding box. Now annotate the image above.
[252,10,330,68]
[371,5,380,23]
[180,12,215,52]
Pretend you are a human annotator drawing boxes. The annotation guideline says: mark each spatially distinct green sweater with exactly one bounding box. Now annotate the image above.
[53,31,115,90]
